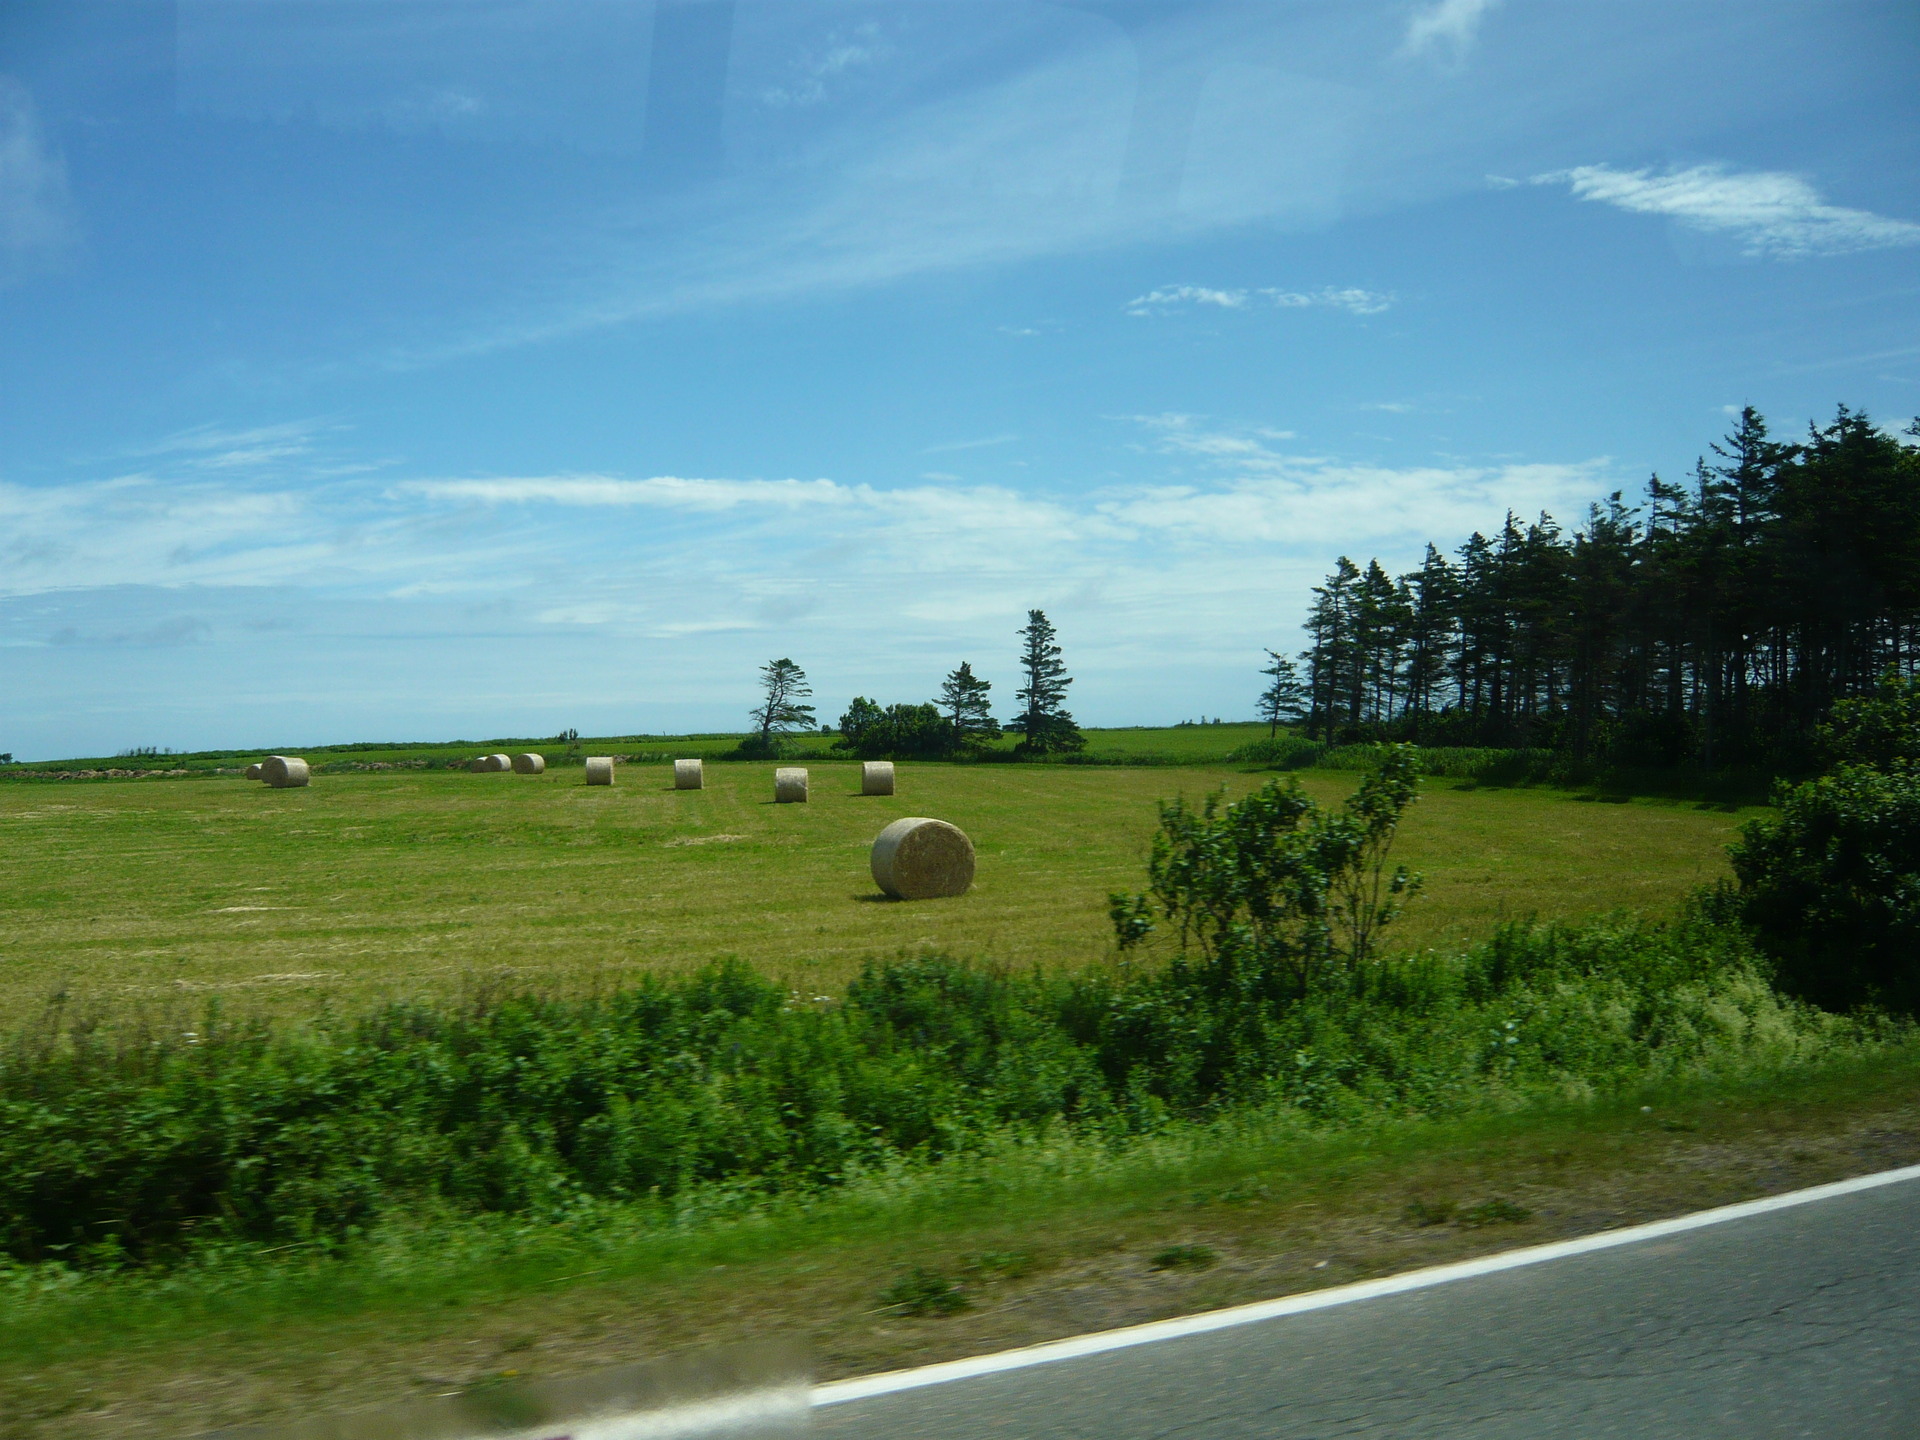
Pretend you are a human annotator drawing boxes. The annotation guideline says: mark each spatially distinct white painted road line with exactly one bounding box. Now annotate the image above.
[814,1160,1920,1408]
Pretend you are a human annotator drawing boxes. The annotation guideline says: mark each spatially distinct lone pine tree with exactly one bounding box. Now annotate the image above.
[1008,609,1084,755]
[1257,650,1309,736]
[749,658,816,749]
[937,661,1000,752]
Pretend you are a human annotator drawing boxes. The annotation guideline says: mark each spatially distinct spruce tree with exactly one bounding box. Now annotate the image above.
[937,662,1000,753]
[1008,610,1084,755]
[1256,651,1308,736]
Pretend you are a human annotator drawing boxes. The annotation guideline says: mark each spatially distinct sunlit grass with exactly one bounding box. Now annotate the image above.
[0,759,1758,1017]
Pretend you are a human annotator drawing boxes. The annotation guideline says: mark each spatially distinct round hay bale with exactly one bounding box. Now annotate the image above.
[674,758,704,790]
[774,766,809,803]
[861,760,896,796]
[870,817,974,900]
[243,763,263,781]
[488,753,512,772]
[469,756,492,773]
[584,756,615,786]
[262,756,310,789]
[511,753,545,775]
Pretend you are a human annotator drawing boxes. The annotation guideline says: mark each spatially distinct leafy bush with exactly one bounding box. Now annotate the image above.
[1225,736,1327,769]
[1729,763,1920,1015]
[1817,671,1920,773]
[1109,746,1423,992]
[836,699,954,760]
[0,902,1858,1272]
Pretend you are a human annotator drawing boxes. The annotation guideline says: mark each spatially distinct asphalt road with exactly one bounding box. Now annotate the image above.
[814,1172,1920,1439]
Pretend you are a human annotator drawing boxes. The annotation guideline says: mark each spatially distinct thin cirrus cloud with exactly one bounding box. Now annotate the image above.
[1530,163,1920,258]
[0,78,79,277]
[1126,286,1394,317]
[399,475,857,513]
[1398,0,1502,61]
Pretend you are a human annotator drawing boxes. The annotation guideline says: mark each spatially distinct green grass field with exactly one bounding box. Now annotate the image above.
[0,750,1759,1018]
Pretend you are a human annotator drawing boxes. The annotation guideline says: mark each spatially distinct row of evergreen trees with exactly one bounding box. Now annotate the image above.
[745,610,1086,760]
[1279,406,1920,769]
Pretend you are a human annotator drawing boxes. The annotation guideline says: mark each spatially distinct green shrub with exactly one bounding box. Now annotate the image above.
[1148,1243,1216,1270]
[877,1266,968,1316]
[1729,763,1920,1015]
[1816,672,1920,773]
[835,699,956,761]
[1225,736,1327,769]
[0,903,1852,1273]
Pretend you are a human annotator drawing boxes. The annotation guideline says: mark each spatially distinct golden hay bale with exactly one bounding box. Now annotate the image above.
[584,756,615,786]
[774,766,809,804]
[262,756,310,789]
[861,760,895,796]
[511,753,545,775]
[869,817,974,900]
[674,758,705,790]
[242,763,263,781]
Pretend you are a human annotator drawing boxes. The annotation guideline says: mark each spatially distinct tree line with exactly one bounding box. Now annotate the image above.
[745,609,1085,760]
[1275,405,1920,770]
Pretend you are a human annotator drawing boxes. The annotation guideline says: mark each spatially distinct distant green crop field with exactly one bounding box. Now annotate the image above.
[0,755,1758,1020]
[0,721,1271,776]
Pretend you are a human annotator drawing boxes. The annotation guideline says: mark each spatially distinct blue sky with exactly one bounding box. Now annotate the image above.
[2,0,1917,759]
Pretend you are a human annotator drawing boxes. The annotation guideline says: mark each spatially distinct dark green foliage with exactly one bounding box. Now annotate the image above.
[1290,407,1920,770]
[1257,651,1309,737]
[1226,736,1328,769]
[0,903,1845,1271]
[1148,1243,1216,1270]
[877,1266,968,1316]
[1729,763,1920,1015]
[749,658,815,747]
[937,662,1001,754]
[1817,671,1920,772]
[1008,610,1085,756]
[836,699,953,760]
[1111,746,1424,990]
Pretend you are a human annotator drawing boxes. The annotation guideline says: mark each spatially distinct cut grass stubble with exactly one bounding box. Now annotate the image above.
[0,763,1758,1019]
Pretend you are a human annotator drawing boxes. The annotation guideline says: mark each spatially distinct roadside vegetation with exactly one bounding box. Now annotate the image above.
[4,408,1919,1436]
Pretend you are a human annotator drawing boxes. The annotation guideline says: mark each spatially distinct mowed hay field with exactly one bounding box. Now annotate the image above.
[0,762,1761,1017]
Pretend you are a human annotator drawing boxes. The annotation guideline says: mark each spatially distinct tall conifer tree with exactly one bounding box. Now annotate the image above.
[1008,610,1084,754]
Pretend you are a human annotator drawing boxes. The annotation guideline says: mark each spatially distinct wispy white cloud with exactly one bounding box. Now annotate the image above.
[1398,0,1502,61]
[0,78,78,277]
[1531,163,1920,258]
[760,22,892,109]
[399,475,856,512]
[1127,285,1393,317]
[1,413,1629,756]
[921,434,1019,455]
[1263,286,1394,315]
[1125,285,1249,314]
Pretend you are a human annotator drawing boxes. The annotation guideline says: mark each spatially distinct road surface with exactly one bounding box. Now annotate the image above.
[815,1169,1920,1439]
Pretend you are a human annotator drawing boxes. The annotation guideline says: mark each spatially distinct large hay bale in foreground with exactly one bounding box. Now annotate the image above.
[774,767,809,803]
[674,758,704,790]
[870,817,974,900]
[262,756,310,789]
[861,760,895,796]
[584,756,615,786]
[511,753,545,775]
[242,763,263,781]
